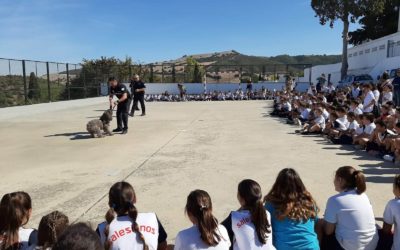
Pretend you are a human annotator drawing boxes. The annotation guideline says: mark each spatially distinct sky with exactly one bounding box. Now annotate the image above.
[0,0,360,64]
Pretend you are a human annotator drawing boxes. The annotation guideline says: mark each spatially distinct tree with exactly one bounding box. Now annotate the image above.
[349,0,400,45]
[171,64,176,83]
[311,0,386,79]
[184,57,204,83]
[28,72,41,100]
[64,56,134,99]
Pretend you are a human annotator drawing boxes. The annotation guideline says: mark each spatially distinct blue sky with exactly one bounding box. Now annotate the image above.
[0,0,359,64]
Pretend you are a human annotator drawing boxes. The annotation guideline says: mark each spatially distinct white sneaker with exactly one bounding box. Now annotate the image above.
[383,155,394,162]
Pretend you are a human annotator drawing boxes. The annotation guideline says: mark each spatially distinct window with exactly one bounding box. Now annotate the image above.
[365,49,370,53]
[372,47,378,52]
[348,54,353,58]
[379,44,386,50]
[353,52,358,56]
[359,50,364,55]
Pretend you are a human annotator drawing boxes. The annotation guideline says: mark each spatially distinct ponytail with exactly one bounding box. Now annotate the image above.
[127,203,148,250]
[185,190,220,246]
[336,166,367,194]
[353,170,366,194]
[238,179,271,245]
[105,182,148,250]
[250,200,271,245]
[0,192,32,250]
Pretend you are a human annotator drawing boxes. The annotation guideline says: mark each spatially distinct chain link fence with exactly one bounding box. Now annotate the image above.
[0,57,311,108]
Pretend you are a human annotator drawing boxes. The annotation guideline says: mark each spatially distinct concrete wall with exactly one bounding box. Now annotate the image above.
[101,82,311,96]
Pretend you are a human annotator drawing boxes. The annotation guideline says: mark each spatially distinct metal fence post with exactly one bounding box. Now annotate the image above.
[22,60,27,104]
[66,63,70,100]
[83,66,87,98]
[161,64,164,83]
[46,62,51,102]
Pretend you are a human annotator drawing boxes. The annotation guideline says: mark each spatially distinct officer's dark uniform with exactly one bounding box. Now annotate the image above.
[110,83,130,131]
[130,80,146,116]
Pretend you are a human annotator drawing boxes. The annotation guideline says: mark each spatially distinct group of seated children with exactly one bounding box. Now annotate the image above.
[272,81,400,165]
[145,88,273,102]
[1,167,399,250]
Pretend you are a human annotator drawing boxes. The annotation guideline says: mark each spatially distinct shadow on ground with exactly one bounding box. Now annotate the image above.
[265,105,400,185]
[44,132,92,140]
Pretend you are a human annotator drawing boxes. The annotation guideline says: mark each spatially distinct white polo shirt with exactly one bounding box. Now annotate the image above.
[314,116,326,130]
[324,190,379,250]
[383,198,400,250]
[364,123,376,135]
[174,224,231,250]
[363,91,375,113]
[348,120,359,131]
[336,116,350,131]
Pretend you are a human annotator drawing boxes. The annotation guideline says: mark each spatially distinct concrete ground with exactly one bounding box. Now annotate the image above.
[0,99,398,243]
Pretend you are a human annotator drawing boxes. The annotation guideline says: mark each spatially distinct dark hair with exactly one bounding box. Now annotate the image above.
[105,182,147,250]
[52,223,102,250]
[364,113,375,122]
[394,175,400,190]
[396,122,400,129]
[347,112,356,119]
[185,190,220,246]
[237,179,271,244]
[336,107,346,114]
[0,192,32,250]
[335,166,366,194]
[37,211,69,249]
[108,76,117,82]
[386,101,394,107]
[375,119,386,128]
[264,168,318,222]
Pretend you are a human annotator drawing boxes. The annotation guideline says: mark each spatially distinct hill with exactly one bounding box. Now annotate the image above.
[156,50,341,66]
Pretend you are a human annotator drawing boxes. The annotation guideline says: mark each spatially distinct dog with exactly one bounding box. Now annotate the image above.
[86,109,113,138]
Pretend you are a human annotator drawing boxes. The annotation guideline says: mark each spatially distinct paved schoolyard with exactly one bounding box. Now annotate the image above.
[0,99,397,242]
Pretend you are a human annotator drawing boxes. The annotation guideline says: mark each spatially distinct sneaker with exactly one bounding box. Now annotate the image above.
[295,130,303,134]
[129,113,134,117]
[113,128,122,133]
[121,129,128,135]
[141,113,146,116]
[301,131,310,135]
[383,154,395,162]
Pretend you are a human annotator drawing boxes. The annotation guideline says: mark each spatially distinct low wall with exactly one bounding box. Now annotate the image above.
[107,82,311,96]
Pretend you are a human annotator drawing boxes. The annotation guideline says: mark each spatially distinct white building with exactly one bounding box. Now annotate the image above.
[302,28,400,85]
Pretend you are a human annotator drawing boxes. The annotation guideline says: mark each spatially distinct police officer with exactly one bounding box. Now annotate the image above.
[109,77,130,134]
[129,74,146,116]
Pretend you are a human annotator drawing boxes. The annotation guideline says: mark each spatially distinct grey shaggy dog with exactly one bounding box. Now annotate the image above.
[86,109,113,138]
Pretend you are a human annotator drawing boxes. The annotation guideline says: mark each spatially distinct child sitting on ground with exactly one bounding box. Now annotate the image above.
[0,191,37,250]
[329,107,350,139]
[331,112,359,144]
[37,211,69,250]
[353,113,376,149]
[365,120,395,157]
[382,175,400,250]
[299,108,325,135]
